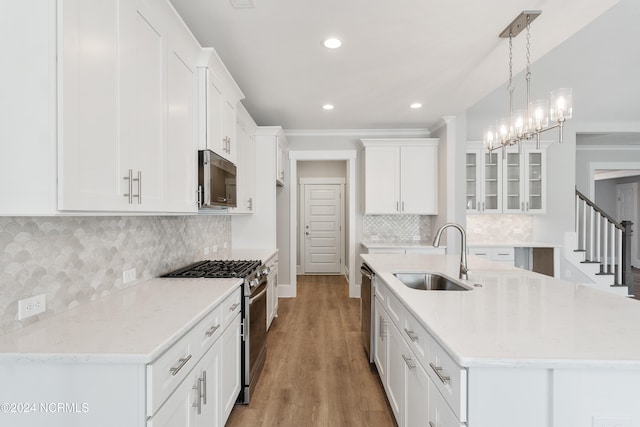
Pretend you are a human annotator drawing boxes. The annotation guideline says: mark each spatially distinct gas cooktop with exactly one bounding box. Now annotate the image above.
[163,260,261,279]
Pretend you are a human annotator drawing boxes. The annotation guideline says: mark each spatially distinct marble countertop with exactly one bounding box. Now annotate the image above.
[361,241,444,249]
[468,241,562,248]
[0,277,241,363]
[362,253,640,368]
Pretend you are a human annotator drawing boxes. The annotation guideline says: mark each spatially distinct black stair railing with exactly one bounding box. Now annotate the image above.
[575,189,631,292]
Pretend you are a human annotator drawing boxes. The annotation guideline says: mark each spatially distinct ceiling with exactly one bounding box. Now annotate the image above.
[169,0,620,132]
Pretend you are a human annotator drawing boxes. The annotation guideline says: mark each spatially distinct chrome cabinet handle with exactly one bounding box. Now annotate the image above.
[379,316,386,340]
[205,324,220,337]
[429,422,436,427]
[192,377,202,414]
[202,370,207,405]
[402,201,405,212]
[402,354,416,369]
[123,169,133,204]
[170,354,192,376]
[404,328,418,342]
[230,302,240,311]
[248,197,253,211]
[136,170,142,204]
[429,362,451,384]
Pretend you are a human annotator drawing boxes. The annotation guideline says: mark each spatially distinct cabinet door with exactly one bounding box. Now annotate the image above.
[147,362,199,427]
[405,358,430,427]
[386,321,405,425]
[58,0,125,211]
[222,98,238,164]
[400,145,437,214]
[220,313,242,425]
[374,298,388,385]
[481,151,502,213]
[229,125,255,213]
[196,339,222,427]
[503,149,524,213]
[165,18,199,213]
[465,150,481,212]
[524,149,546,213]
[428,380,465,427]
[276,137,285,186]
[364,147,400,214]
[119,0,166,211]
[204,71,225,156]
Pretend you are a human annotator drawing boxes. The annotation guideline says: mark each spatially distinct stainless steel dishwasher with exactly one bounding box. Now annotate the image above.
[360,263,375,363]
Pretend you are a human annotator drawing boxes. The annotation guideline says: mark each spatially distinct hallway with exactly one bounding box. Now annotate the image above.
[226,275,395,427]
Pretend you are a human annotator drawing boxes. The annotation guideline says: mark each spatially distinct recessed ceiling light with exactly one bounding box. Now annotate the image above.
[322,38,343,49]
[410,103,423,109]
[322,104,334,110]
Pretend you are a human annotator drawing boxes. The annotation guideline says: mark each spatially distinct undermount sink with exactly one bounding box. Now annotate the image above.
[393,272,471,291]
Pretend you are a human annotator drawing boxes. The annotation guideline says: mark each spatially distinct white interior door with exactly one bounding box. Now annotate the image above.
[303,184,342,273]
[617,182,639,266]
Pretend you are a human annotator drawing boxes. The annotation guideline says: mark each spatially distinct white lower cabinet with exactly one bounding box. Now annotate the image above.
[220,313,242,423]
[266,252,279,330]
[374,279,467,427]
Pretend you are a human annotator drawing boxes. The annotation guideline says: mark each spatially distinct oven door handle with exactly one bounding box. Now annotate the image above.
[249,287,268,304]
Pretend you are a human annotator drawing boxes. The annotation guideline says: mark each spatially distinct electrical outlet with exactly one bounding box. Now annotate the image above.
[412,235,420,241]
[371,235,380,241]
[204,246,210,255]
[593,416,632,427]
[123,268,136,284]
[223,242,228,249]
[18,294,46,320]
[211,245,218,254]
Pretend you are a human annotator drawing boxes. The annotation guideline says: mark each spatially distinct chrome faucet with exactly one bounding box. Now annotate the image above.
[433,223,469,280]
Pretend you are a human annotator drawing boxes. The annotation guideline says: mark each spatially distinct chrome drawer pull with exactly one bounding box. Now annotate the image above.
[205,324,220,337]
[429,362,450,384]
[404,328,418,342]
[170,354,192,376]
[230,302,240,311]
[429,422,436,427]
[202,370,207,405]
[402,354,416,369]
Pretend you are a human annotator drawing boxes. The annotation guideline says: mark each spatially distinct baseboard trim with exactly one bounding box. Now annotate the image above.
[277,283,296,298]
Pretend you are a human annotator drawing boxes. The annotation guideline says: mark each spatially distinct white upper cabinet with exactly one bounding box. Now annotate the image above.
[362,139,438,215]
[467,142,547,214]
[228,104,257,214]
[48,0,200,212]
[164,4,201,213]
[198,48,244,165]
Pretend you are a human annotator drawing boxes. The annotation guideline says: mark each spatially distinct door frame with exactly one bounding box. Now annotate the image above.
[299,178,346,275]
[616,182,639,267]
[286,150,358,298]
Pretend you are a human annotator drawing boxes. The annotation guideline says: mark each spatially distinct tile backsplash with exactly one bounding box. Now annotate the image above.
[0,215,230,335]
[362,215,432,243]
[466,214,533,243]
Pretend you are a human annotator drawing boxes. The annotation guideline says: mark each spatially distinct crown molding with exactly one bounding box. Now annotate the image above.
[283,128,430,138]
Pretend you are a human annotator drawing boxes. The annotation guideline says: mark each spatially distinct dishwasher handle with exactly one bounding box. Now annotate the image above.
[360,264,374,279]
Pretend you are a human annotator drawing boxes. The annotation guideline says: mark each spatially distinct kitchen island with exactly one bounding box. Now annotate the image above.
[363,253,640,427]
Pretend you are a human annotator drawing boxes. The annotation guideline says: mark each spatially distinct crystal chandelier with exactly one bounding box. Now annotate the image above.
[484,11,572,153]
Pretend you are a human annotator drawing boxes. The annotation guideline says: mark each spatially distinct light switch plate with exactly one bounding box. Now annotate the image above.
[123,268,136,284]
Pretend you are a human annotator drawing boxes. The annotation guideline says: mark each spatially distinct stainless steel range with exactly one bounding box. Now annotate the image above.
[164,259,269,404]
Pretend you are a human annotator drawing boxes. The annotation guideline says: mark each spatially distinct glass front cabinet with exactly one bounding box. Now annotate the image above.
[466,143,546,214]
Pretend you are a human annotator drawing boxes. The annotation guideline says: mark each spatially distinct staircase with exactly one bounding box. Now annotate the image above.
[564,189,632,296]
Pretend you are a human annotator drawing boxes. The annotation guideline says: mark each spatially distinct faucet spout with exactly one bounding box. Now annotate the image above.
[433,223,469,280]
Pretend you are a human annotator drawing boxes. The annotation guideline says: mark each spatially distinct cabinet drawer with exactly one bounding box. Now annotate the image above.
[402,312,429,369]
[147,328,197,416]
[374,277,389,306]
[193,304,223,355]
[384,284,403,326]
[222,287,242,327]
[490,247,514,261]
[428,380,465,427]
[469,247,490,258]
[427,338,467,422]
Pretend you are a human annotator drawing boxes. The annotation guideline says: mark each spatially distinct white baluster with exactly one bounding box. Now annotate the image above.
[589,206,595,261]
[617,227,623,285]
[582,200,587,251]
[603,220,608,273]
[610,222,616,276]
[595,213,601,264]
[575,195,580,233]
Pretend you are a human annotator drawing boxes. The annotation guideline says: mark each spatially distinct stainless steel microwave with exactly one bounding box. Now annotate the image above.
[198,150,236,209]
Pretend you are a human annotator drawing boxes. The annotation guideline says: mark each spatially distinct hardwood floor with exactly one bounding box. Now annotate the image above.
[226,275,395,427]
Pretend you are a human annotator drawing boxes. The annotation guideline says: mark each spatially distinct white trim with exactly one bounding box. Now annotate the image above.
[588,162,640,199]
[360,138,439,148]
[616,182,639,267]
[284,128,430,137]
[577,145,640,151]
[290,150,356,160]
[299,177,346,185]
[288,150,358,298]
[595,170,640,181]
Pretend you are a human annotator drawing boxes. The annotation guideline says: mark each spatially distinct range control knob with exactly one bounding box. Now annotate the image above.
[250,278,260,288]
[261,266,271,275]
